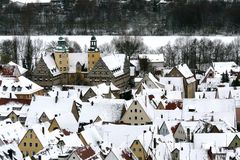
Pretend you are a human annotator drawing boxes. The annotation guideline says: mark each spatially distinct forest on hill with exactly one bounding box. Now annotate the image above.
[1,0,240,35]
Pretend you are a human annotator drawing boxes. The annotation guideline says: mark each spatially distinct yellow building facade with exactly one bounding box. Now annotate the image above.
[88,36,101,71]
[18,129,44,157]
[53,37,69,73]
[130,140,148,160]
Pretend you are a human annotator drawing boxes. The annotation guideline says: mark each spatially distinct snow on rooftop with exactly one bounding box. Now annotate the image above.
[42,53,61,76]
[8,61,27,75]
[79,99,125,123]
[175,64,194,79]
[25,96,76,125]
[0,75,43,95]
[102,54,126,77]
[182,99,236,127]
[213,61,240,74]
[95,123,151,148]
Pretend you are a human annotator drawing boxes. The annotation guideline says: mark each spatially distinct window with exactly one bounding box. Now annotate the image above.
[64,67,66,71]
[133,148,136,151]
[130,110,132,112]
[59,55,61,58]
[35,143,38,147]
[29,143,32,147]
[134,101,137,105]
[24,142,26,146]
[129,117,131,120]
[141,117,143,120]
[135,109,137,112]
[136,141,138,145]
[168,81,171,84]
[161,115,163,118]
[139,148,142,152]
[32,151,35,155]
[92,61,94,64]
[92,54,94,58]
[30,134,32,138]
[59,61,62,64]
[139,110,142,113]
[135,116,137,120]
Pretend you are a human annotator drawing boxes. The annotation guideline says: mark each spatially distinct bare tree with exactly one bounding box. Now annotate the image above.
[112,36,148,59]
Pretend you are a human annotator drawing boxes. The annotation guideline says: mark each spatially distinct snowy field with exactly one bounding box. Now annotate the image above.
[0,35,239,50]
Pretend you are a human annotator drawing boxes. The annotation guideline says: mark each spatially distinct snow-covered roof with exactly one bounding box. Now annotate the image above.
[138,54,164,63]
[79,99,125,123]
[175,64,194,79]
[0,76,43,95]
[0,120,26,144]
[194,133,240,149]
[159,77,184,92]
[182,99,236,127]
[95,123,151,148]
[25,96,77,126]
[8,61,27,75]
[195,91,216,99]
[54,113,79,132]
[42,53,61,76]
[102,54,126,77]
[213,61,240,74]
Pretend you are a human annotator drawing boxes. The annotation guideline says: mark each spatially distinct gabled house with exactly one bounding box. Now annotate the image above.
[120,98,153,125]
[66,146,97,160]
[105,147,137,160]
[173,121,198,142]
[25,96,80,127]
[171,148,179,160]
[228,135,240,149]
[130,140,148,160]
[88,53,130,90]
[158,121,179,136]
[138,54,164,72]
[167,64,196,98]
[18,125,48,157]
[48,113,79,132]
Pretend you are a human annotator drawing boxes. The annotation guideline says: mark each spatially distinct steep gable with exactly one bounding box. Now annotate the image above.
[228,135,240,149]
[120,100,152,125]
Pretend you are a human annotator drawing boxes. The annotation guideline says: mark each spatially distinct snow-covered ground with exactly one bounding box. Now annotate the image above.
[0,35,239,50]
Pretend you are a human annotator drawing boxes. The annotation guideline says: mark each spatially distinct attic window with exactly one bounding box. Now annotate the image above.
[134,101,137,105]
[188,107,196,112]
[12,86,16,91]
[3,85,7,91]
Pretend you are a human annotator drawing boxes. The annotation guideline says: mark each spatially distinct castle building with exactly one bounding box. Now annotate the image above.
[32,36,130,90]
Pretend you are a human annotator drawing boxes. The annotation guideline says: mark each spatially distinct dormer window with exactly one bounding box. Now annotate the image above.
[17,86,22,91]
[11,86,16,91]
[3,85,7,91]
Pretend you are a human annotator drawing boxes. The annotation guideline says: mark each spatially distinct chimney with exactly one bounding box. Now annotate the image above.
[187,128,190,142]
[42,127,45,135]
[55,96,58,103]
[7,149,13,160]
[153,138,157,148]
[211,115,214,122]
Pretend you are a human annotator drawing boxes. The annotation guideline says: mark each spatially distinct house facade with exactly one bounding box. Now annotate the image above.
[120,100,152,125]
[167,64,196,98]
